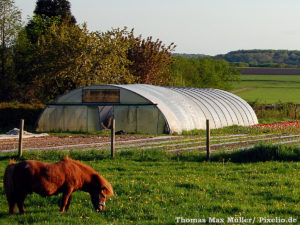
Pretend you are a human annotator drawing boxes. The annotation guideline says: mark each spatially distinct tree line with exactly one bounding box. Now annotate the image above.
[216,49,300,68]
[0,0,239,104]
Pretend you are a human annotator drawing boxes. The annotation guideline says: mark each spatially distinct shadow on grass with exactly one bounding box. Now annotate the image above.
[226,145,299,162]
[0,155,14,161]
[175,183,200,189]
[0,212,9,219]
[171,144,300,163]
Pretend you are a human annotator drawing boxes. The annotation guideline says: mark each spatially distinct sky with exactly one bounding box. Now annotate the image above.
[14,0,300,56]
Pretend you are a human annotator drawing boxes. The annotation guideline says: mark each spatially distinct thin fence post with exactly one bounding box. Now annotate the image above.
[111,118,115,158]
[206,119,210,161]
[18,119,24,158]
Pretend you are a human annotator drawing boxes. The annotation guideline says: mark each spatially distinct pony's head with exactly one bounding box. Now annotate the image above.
[90,174,114,212]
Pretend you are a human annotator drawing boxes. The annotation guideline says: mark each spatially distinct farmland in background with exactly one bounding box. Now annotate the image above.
[231,74,300,104]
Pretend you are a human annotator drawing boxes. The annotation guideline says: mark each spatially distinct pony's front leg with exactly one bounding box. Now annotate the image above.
[65,195,72,211]
[60,188,73,213]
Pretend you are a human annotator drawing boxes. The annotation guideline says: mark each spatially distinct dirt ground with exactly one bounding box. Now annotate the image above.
[0,135,153,151]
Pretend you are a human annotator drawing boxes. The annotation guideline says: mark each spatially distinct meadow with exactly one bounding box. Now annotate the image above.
[0,146,299,225]
[231,75,300,104]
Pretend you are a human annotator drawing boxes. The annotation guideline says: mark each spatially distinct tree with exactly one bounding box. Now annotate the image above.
[18,22,136,103]
[170,57,240,90]
[34,0,76,23]
[26,14,61,44]
[26,0,76,43]
[17,25,177,103]
[127,29,176,85]
[0,0,22,100]
[0,0,22,49]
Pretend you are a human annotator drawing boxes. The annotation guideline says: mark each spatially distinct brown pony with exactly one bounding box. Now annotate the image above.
[4,157,113,215]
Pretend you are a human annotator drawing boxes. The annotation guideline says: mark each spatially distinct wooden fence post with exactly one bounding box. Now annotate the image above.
[18,119,24,158]
[111,118,115,158]
[206,119,210,161]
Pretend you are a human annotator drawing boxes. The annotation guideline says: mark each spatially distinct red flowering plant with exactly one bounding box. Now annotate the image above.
[252,121,300,133]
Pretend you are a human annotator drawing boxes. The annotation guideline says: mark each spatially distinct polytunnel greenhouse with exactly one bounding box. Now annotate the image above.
[37,84,258,134]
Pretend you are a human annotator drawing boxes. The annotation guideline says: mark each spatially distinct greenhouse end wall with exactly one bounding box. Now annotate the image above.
[37,104,167,134]
[37,105,100,132]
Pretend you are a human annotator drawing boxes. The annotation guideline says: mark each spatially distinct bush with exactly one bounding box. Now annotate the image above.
[250,102,299,121]
[0,102,45,133]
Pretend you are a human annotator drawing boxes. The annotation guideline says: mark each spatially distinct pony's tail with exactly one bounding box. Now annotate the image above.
[4,160,17,212]
[99,175,114,197]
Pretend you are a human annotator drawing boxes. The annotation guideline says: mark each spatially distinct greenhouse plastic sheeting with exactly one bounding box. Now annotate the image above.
[114,84,258,133]
[37,84,258,134]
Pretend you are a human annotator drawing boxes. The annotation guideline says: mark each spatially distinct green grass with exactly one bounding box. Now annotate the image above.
[231,75,300,103]
[182,124,300,136]
[0,147,299,225]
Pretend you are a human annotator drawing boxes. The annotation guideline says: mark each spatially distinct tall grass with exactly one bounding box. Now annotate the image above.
[1,144,299,163]
[250,102,300,122]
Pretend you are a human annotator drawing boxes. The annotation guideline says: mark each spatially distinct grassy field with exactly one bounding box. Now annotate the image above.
[231,75,300,103]
[0,147,299,225]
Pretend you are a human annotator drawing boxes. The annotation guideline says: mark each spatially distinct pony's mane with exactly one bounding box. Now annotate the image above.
[9,159,16,164]
[62,157,97,174]
[61,157,113,197]
[99,175,114,197]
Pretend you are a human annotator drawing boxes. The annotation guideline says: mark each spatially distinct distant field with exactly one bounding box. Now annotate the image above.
[240,67,300,75]
[231,75,300,103]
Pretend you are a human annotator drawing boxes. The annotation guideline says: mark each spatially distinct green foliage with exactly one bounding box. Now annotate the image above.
[0,0,22,101]
[0,0,22,48]
[173,53,209,58]
[10,24,177,103]
[25,14,61,44]
[250,102,300,122]
[170,56,240,90]
[17,23,137,102]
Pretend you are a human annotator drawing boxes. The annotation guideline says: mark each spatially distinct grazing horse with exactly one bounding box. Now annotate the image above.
[4,157,113,215]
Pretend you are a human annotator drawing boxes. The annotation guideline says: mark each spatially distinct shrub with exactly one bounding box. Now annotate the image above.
[0,102,45,132]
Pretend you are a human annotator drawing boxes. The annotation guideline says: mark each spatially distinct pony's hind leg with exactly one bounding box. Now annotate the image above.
[8,201,17,215]
[16,193,27,215]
